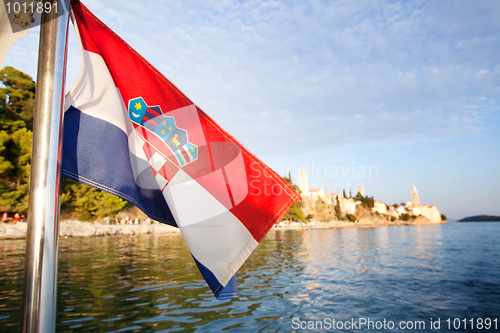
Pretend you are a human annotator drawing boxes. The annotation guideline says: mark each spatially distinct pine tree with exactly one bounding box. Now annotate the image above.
[61,181,128,220]
[0,66,128,218]
[0,66,35,129]
[0,67,35,213]
[281,174,304,221]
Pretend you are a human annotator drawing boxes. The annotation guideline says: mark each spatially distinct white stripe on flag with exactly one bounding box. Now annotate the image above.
[64,25,132,135]
[150,152,167,172]
[162,168,258,286]
[163,169,228,227]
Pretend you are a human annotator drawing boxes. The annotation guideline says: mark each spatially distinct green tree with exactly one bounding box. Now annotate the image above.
[282,173,300,195]
[61,180,128,220]
[346,213,357,222]
[356,194,374,209]
[282,206,305,222]
[343,189,347,198]
[0,125,32,212]
[0,130,13,176]
[281,174,305,222]
[0,66,128,217]
[0,66,36,129]
[315,198,326,213]
[0,67,35,213]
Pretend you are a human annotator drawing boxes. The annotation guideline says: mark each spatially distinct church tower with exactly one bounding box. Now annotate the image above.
[357,185,364,197]
[411,185,419,205]
[299,168,308,195]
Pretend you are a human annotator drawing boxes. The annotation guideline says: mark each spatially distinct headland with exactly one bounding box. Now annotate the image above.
[282,168,447,226]
[458,215,500,222]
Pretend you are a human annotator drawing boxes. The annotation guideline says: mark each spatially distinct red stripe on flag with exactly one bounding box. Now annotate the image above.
[142,142,154,161]
[158,164,168,179]
[180,147,191,163]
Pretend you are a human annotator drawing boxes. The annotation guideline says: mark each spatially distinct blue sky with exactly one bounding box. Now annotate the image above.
[4,0,500,219]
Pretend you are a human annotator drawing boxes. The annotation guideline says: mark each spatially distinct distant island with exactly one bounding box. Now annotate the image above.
[458,215,500,222]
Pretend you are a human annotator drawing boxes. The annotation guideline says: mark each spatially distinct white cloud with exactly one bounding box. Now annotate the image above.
[4,0,500,156]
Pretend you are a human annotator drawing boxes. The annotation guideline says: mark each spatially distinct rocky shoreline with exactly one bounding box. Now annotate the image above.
[273,216,447,231]
[1,217,447,240]
[0,220,180,240]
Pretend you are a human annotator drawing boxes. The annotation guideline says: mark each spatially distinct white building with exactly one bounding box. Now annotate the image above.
[387,186,442,223]
[306,188,328,202]
[410,204,441,223]
[299,168,329,201]
[372,200,387,214]
[332,193,357,215]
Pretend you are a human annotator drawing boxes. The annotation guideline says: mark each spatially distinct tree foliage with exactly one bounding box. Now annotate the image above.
[281,174,305,222]
[356,193,375,209]
[400,213,410,221]
[0,66,128,219]
[346,213,357,222]
[0,66,35,129]
[315,198,326,212]
[0,67,35,213]
[335,196,341,212]
[61,180,128,220]
[282,206,305,222]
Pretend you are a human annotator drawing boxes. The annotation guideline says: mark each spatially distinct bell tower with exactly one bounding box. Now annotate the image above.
[299,168,308,195]
[411,185,419,205]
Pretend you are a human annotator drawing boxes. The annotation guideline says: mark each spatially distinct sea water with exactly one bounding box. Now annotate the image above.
[1,222,499,332]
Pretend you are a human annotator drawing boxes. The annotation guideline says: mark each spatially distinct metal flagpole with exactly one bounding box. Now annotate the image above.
[22,0,70,332]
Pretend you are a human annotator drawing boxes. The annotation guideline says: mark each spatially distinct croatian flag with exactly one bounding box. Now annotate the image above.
[63,1,300,298]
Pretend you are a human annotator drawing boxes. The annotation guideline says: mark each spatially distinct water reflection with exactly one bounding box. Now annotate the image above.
[0,223,499,332]
[0,239,25,331]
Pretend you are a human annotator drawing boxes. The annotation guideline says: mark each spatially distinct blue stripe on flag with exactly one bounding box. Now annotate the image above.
[142,119,157,132]
[217,275,239,300]
[192,255,238,299]
[62,106,177,226]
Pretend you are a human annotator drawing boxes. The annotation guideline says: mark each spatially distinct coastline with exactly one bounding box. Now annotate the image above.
[272,217,447,231]
[0,220,180,240]
[1,218,447,240]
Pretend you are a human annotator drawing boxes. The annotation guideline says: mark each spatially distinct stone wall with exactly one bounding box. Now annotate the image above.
[0,221,180,240]
[304,188,327,202]
[412,205,441,223]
